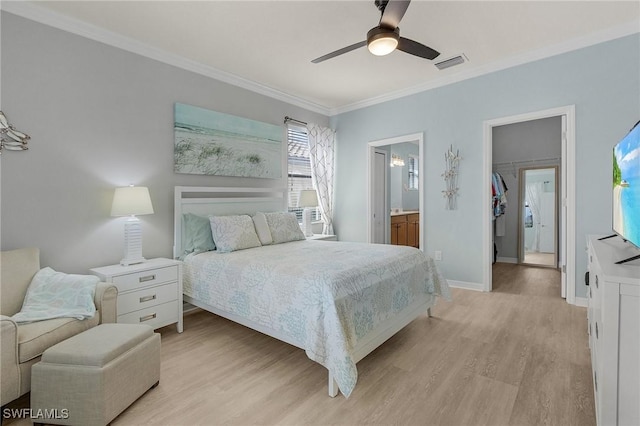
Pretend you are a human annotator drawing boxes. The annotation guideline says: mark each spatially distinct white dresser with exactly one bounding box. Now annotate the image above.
[91,258,183,333]
[587,236,640,426]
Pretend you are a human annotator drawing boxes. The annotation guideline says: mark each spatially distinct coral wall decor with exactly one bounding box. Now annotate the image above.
[0,111,30,153]
[442,145,461,210]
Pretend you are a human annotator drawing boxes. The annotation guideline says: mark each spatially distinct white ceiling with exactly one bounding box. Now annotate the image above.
[9,1,640,114]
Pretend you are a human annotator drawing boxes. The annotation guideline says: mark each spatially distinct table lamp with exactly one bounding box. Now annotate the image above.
[111,185,154,266]
[297,189,318,237]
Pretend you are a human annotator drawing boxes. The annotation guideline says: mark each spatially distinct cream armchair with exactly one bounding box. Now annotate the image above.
[0,248,118,407]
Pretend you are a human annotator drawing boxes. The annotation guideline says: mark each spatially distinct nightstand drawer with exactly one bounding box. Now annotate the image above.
[117,282,178,315]
[91,258,183,333]
[112,266,178,292]
[118,300,178,329]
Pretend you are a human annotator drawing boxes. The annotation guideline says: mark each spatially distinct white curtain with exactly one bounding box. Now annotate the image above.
[307,123,335,235]
[526,182,543,252]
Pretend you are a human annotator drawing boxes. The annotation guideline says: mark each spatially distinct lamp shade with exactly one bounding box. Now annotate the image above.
[111,186,154,217]
[297,189,318,208]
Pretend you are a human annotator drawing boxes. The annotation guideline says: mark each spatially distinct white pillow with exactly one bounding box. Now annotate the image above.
[252,212,273,245]
[209,215,262,253]
[12,267,98,323]
[264,212,306,244]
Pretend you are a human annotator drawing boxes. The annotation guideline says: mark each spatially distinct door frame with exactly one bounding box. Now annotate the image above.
[367,132,424,249]
[372,149,388,244]
[482,105,576,304]
[518,165,559,267]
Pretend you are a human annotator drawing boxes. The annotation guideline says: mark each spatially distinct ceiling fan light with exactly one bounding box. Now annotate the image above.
[368,36,398,56]
[367,27,400,56]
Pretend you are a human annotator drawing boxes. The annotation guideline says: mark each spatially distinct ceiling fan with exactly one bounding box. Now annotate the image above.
[311,0,440,64]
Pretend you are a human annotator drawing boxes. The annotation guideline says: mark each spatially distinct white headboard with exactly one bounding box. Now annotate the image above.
[173,186,287,259]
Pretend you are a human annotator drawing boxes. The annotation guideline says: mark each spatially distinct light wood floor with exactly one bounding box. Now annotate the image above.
[5,263,595,425]
[523,251,556,267]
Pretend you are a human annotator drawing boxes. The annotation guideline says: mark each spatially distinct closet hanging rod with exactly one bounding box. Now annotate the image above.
[492,156,560,167]
[284,116,307,126]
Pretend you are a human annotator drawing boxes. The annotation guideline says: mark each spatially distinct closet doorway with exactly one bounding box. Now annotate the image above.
[519,166,558,267]
[482,105,576,304]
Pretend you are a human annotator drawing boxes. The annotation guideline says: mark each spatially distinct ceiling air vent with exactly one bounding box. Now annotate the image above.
[434,54,467,70]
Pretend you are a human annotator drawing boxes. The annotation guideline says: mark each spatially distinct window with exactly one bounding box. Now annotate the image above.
[408,155,419,190]
[287,125,321,223]
[524,202,533,228]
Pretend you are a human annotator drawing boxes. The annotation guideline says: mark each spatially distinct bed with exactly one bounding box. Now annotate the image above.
[174,186,450,397]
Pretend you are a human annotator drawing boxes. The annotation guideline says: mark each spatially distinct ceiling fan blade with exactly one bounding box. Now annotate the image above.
[379,0,411,29]
[311,40,367,64]
[397,37,440,60]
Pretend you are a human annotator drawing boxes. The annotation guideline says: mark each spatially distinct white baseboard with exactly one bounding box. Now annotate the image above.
[496,257,518,264]
[574,297,588,307]
[446,278,588,305]
[446,279,485,292]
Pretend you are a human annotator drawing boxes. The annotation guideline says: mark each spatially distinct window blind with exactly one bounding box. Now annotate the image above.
[287,125,320,222]
[408,156,419,190]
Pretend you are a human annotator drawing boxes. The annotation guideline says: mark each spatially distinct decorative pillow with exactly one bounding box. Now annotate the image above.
[264,212,306,244]
[182,213,216,258]
[12,267,98,323]
[209,215,262,253]
[252,212,273,245]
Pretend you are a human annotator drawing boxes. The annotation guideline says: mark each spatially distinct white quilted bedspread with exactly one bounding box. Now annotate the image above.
[183,240,449,397]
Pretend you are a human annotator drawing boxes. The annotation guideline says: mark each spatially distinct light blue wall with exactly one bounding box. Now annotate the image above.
[332,34,640,297]
[0,12,329,273]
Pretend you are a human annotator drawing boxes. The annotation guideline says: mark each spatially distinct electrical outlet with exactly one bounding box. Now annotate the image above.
[435,251,442,261]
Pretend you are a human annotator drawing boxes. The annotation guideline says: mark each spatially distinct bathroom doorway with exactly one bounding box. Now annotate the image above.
[367,133,424,249]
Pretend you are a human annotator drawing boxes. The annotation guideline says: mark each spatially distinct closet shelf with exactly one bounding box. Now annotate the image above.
[493,157,560,177]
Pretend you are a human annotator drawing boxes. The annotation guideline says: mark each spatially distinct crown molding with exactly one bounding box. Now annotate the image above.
[1,1,331,116]
[3,1,638,118]
[331,20,640,115]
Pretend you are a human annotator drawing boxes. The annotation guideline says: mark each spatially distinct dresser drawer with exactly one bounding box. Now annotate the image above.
[112,266,178,292]
[118,300,178,329]
[589,271,602,319]
[117,282,178,315]
[591,322,601,374]
[587,313,595,352]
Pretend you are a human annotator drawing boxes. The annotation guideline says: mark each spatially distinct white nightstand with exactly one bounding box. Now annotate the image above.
[90,258,183,333]
[307,234,337,241]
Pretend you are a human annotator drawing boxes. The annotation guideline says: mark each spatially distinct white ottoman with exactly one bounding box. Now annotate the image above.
[31,323,161,426]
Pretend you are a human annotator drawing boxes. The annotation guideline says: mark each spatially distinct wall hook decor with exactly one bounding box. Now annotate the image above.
[442,145,461,210]
[0,111,30,154]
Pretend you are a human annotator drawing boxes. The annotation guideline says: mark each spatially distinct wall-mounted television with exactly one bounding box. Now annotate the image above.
[612,119,640,263]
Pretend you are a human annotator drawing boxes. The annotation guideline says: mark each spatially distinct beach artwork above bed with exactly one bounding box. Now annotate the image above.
[174,103,282,178]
